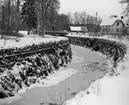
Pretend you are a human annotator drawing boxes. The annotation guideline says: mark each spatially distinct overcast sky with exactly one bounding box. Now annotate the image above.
[59,0,126,23]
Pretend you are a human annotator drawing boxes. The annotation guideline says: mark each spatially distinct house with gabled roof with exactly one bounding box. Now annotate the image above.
[100,18,129,35]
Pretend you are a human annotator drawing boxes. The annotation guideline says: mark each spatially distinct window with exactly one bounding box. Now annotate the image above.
[125,29,127,34]
[117,22,119,26]
[117,28,119,32]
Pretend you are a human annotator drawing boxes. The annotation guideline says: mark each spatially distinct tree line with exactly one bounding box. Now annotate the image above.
[0,0,66,35]
[0,0,103,36]
[67,11,102,25]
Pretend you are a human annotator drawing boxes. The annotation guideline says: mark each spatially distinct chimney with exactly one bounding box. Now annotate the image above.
[121,16,124,19]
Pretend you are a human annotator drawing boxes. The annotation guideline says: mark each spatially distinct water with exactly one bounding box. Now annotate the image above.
[5,45,108,105]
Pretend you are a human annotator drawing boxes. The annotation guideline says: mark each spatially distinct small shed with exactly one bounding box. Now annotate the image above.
[70,26,88,33]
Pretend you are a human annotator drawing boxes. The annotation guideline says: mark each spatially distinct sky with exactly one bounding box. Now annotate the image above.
[59,0,126,24]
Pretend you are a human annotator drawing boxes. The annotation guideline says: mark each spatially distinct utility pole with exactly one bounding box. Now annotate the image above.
[95,12,98,33]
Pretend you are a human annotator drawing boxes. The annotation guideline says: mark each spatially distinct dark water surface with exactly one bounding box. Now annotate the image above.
[6,45,108,105]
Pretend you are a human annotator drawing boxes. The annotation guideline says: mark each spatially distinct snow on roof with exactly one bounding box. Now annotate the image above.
[101,17,127,26]
[70,26,88,32]
[101,18,116,26]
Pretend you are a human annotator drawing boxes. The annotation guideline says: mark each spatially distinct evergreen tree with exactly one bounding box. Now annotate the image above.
[21,0,37,35]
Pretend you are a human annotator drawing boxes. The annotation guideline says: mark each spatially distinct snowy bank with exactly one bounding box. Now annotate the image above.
[0,35,72,100]
[63,36,129,105]
[0,35,67,50]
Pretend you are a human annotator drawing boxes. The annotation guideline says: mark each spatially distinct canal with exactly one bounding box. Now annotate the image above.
[7,45,108,105]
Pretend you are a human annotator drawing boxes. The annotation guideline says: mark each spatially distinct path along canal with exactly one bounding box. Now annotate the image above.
[7,45,109,105]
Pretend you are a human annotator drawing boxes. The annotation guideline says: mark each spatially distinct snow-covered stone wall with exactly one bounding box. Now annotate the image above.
[68,36,126,69]
[0,37,72,99]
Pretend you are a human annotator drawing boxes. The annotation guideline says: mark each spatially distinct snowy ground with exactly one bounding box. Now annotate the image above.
[63,35,129,105]
[1,32,128,105]
[0,69,77,105]
[0,35,67,49]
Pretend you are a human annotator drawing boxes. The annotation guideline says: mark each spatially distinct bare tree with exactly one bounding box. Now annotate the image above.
[1,5,5,31]
[71,11,102,25]
[6,0,11,34]
[80,11,87,25]
[0,0,62,35]
[15,0,20,33]
[120,0,129,23]
[67,12,73,24]
[35,0,60,36]
[0,0,24,34]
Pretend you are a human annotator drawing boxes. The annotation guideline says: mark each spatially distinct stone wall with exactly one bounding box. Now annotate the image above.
[0,39,72,99]
[68,36,127,68]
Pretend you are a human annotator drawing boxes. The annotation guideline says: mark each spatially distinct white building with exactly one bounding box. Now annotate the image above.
[100,18,129,35]
[70,26,88,33]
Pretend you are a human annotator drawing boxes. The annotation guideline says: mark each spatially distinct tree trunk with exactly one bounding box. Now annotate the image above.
[16,0,20,33]
[1,5,5,31]
[41,0,46,36]
[6,0,11,35]
[27,26,31,35]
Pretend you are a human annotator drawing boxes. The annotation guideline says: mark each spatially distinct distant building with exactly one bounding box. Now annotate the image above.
[61,24,100,33]
[85,24,100,32]
[70,26,88,33]
[100,18,129,35]
[101,25,111,35]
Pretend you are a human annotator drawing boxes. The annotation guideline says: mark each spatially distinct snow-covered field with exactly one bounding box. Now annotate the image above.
[63,35,129,105]
[0,35,67,49]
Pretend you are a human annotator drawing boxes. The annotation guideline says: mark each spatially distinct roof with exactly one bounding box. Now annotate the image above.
[112,20,125,27]
[101,18,116,26]
[101,17,128,26]
[70,26,88,32]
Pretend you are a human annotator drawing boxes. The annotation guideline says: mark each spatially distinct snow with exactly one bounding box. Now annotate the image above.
[14,68,77,95]
[0,35,68,50]
[19,31,28,35]
[71,56,84,63]
[27,68,77,89]
[63,35,129,105]
[0,68,77,104]
[70,26,88,32]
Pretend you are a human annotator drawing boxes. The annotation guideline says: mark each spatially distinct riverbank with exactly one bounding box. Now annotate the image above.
[2,45,108,105]
[63,36,129,105]
[0,36,72,102]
